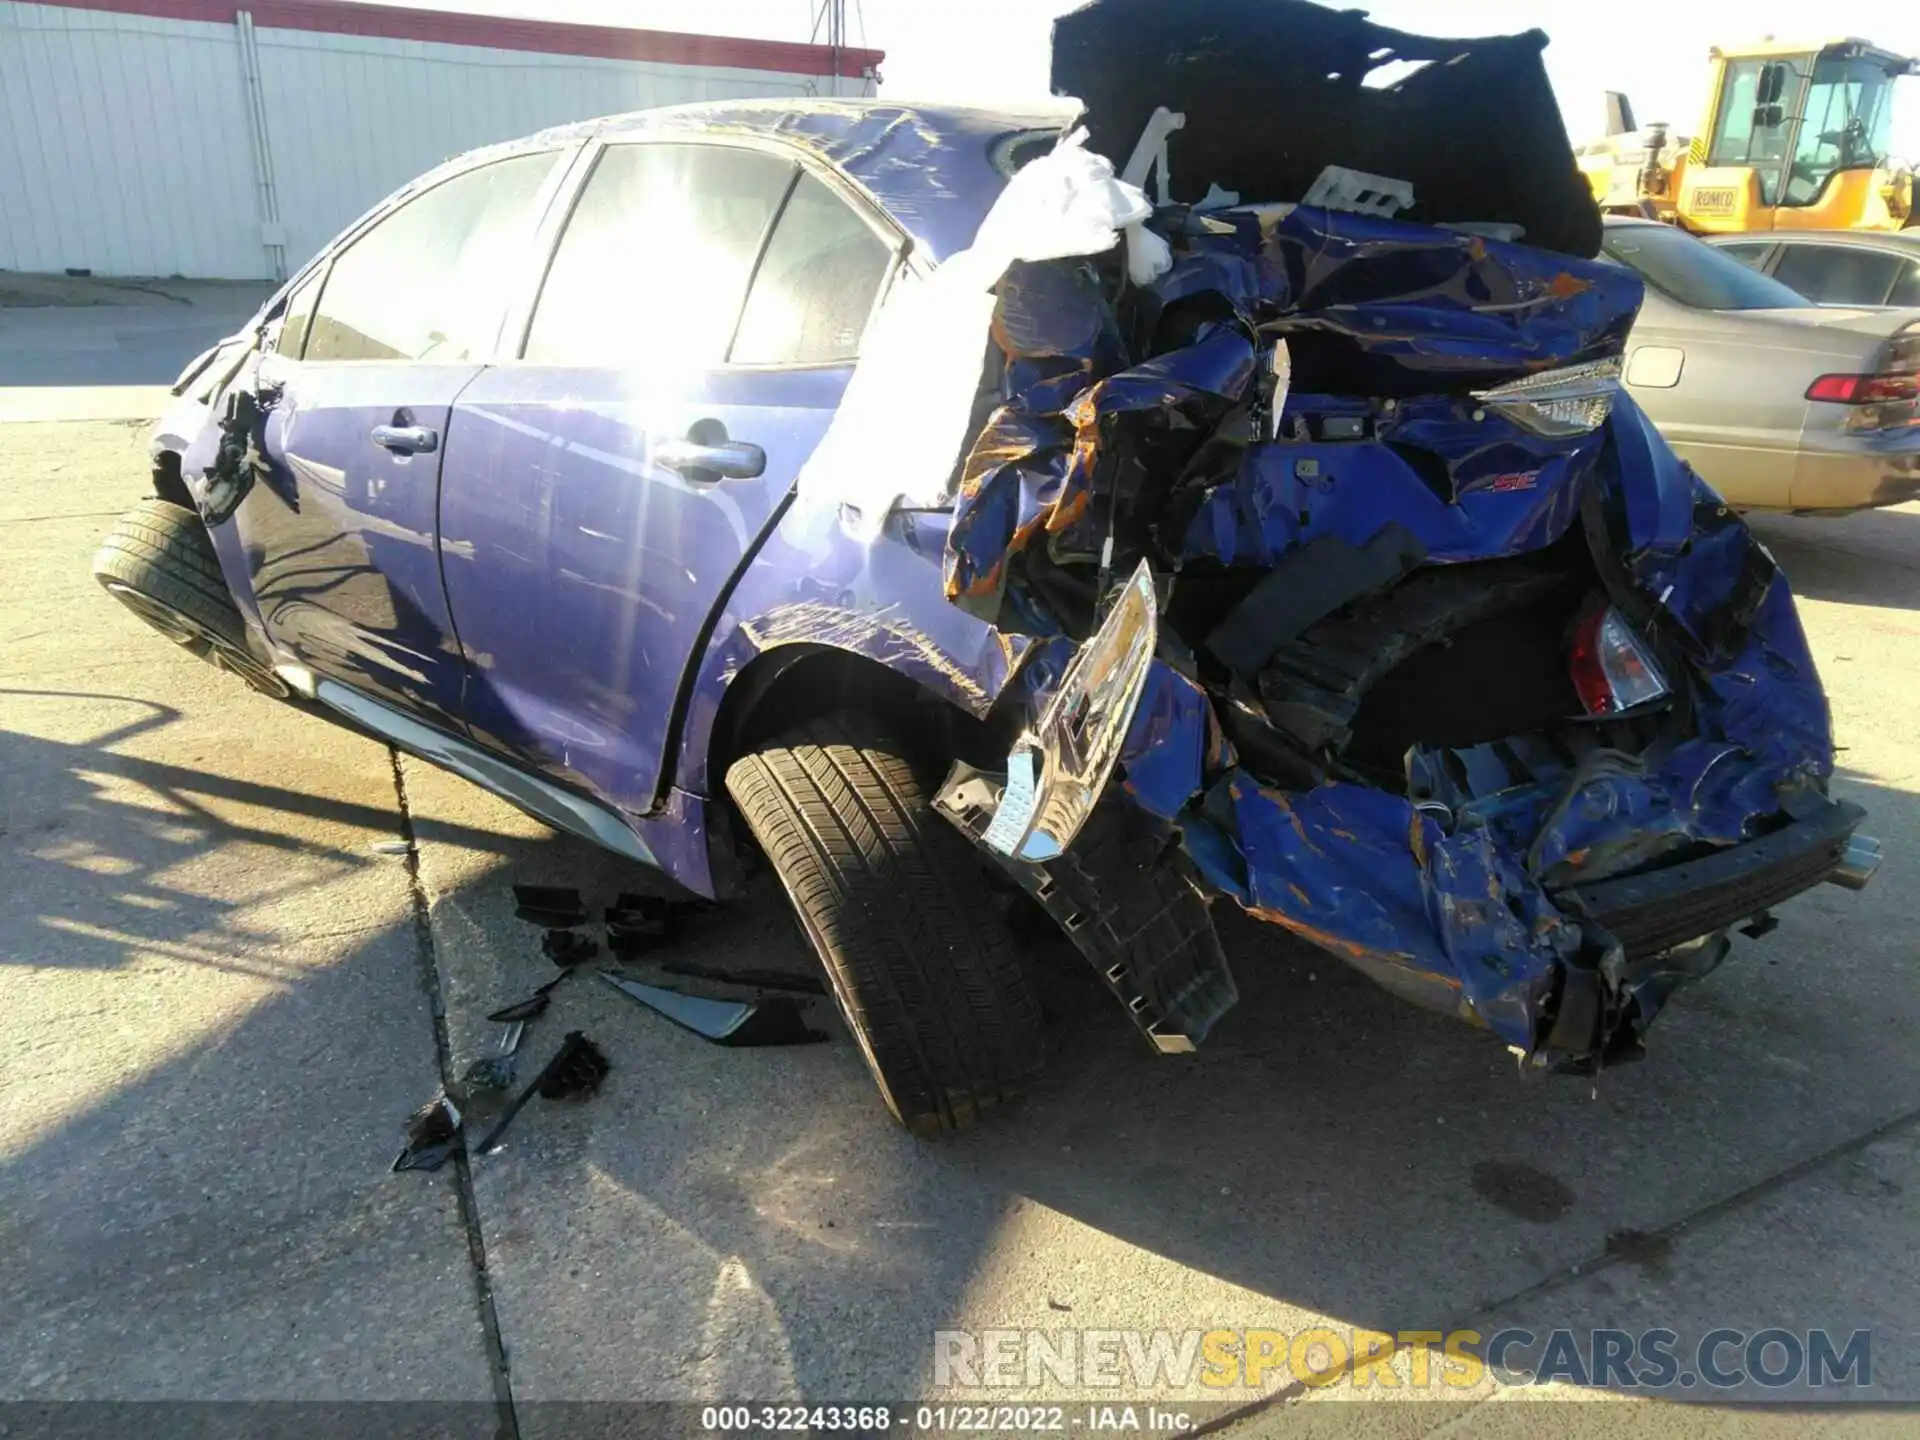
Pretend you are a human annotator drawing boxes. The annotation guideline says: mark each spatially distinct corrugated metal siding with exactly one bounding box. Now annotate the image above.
[0,2,836,279]
[253,29,817,268]
[1,3,264,277]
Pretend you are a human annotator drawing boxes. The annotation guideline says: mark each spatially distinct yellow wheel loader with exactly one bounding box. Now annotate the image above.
[1579,39,1916,232]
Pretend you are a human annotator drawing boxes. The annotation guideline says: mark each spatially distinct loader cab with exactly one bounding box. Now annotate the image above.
[1688,41,1915,231]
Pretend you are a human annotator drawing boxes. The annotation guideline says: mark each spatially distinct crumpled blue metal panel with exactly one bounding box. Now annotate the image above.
[1096,499,1829,1051]
[941,198,1840,1065]
[1118,661,1227,821]
[946,203,1641,634]
[1178,406,1600,569]
[1143,205,1641,372]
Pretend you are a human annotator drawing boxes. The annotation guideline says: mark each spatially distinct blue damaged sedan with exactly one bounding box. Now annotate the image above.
[96,0,1880,1134]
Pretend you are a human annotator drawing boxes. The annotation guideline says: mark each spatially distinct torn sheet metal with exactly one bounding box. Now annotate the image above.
[199,365,277,526]
[600,972,827,1048]
[946,203,1641,638]
[795,130,1153,535]
[934,24,1852,1070]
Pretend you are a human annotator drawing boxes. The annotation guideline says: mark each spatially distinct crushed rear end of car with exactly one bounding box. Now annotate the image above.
[926,0,1879,1074]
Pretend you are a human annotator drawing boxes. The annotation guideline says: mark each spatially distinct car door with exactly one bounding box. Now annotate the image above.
[437,140,902,814]
[237,149,566,728]
[1769,243,1904,307]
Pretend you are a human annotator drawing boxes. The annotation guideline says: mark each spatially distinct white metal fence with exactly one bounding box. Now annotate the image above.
[0,1,867,279]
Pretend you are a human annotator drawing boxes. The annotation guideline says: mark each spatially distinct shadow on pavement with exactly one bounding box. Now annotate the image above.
[0,689,508,975]
[5,685,1914,1404]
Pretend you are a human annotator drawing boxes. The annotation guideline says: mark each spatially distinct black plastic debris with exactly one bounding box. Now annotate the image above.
[462,1056,517,1093]
[461,1019,527,1093]
[512,884,587,929]
[600,971,827,1048]
[542,929,599,967]
[392,1094,462,1173]
[201,384,273,525]
[486,974,566,1024]
[605,892,672,954]
[659,959,827,996]
[473,1031,610,1154]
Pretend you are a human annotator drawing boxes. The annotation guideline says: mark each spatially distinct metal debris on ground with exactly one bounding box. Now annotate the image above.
[486,974,566,1024]
[473,1031,610,1154]
[511,884,587,929]
[600,971,828,1048]
[461,1019,527,1093]
[391,1094,462,1173]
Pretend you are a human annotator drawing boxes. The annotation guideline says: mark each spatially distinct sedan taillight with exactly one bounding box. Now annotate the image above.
[1570,604,1669,716]
[1806,325,1920,431]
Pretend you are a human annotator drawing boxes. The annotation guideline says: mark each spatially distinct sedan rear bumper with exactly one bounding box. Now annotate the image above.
[1552,799,1870,958]
[1789,427,1920,512]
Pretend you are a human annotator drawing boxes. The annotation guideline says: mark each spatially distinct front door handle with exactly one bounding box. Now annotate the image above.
[654,437,765,481]
[371,424,439,455]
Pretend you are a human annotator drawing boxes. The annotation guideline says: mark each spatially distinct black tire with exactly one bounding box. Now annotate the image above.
[92,498,283,694]
[725,714,1044,1135]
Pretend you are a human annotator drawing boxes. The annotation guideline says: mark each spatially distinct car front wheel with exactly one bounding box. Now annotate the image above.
[725,714,1044,1135]
[92,497,285,696]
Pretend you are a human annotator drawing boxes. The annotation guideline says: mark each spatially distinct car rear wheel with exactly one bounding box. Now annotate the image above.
[725,713,1044,1135]
[92,498,286,696]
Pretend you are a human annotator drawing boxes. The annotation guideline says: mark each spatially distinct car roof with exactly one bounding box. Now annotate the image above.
[474,98,1075,264]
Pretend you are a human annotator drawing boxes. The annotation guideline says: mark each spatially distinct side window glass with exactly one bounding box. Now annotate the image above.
[731,171,895,365]
[1889,262,1920,309]
[305,151,558,363]
[276,267,325,358]
[1715,243,1769,272]
[524,143,796,367]
[1773,246,1902,306]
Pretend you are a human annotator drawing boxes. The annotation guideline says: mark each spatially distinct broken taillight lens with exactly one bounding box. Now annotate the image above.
[982,560,1159,861]
[1472,356,1622,437]
[1569,604,1669,716]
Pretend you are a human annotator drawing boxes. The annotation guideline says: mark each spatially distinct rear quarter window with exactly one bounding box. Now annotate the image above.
[730,171,895,366]
[1889,260,1920,309]
[1601,225,1810,311]
[1771,245,1903,307]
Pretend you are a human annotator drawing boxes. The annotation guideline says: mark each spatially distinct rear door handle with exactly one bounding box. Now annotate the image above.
[654,438,765,481]
[371,424,439,454]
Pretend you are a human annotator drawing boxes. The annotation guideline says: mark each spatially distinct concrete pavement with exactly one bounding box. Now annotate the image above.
[0,275,270,421]
[1,289,1915,1433]
[0,421,498,1414]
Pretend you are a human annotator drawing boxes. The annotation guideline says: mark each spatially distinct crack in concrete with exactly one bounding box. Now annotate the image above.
[390,746,520,1436]
[1197,1103,1920,1433]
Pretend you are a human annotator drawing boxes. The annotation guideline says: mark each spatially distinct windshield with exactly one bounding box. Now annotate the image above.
[1601,224,1812,311]
[1788,53,1908,203]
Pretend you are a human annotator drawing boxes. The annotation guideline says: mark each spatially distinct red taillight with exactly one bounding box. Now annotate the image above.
[1807,372,1920,404]
[1570,605,1670,717]
[1807,373,1864,403]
